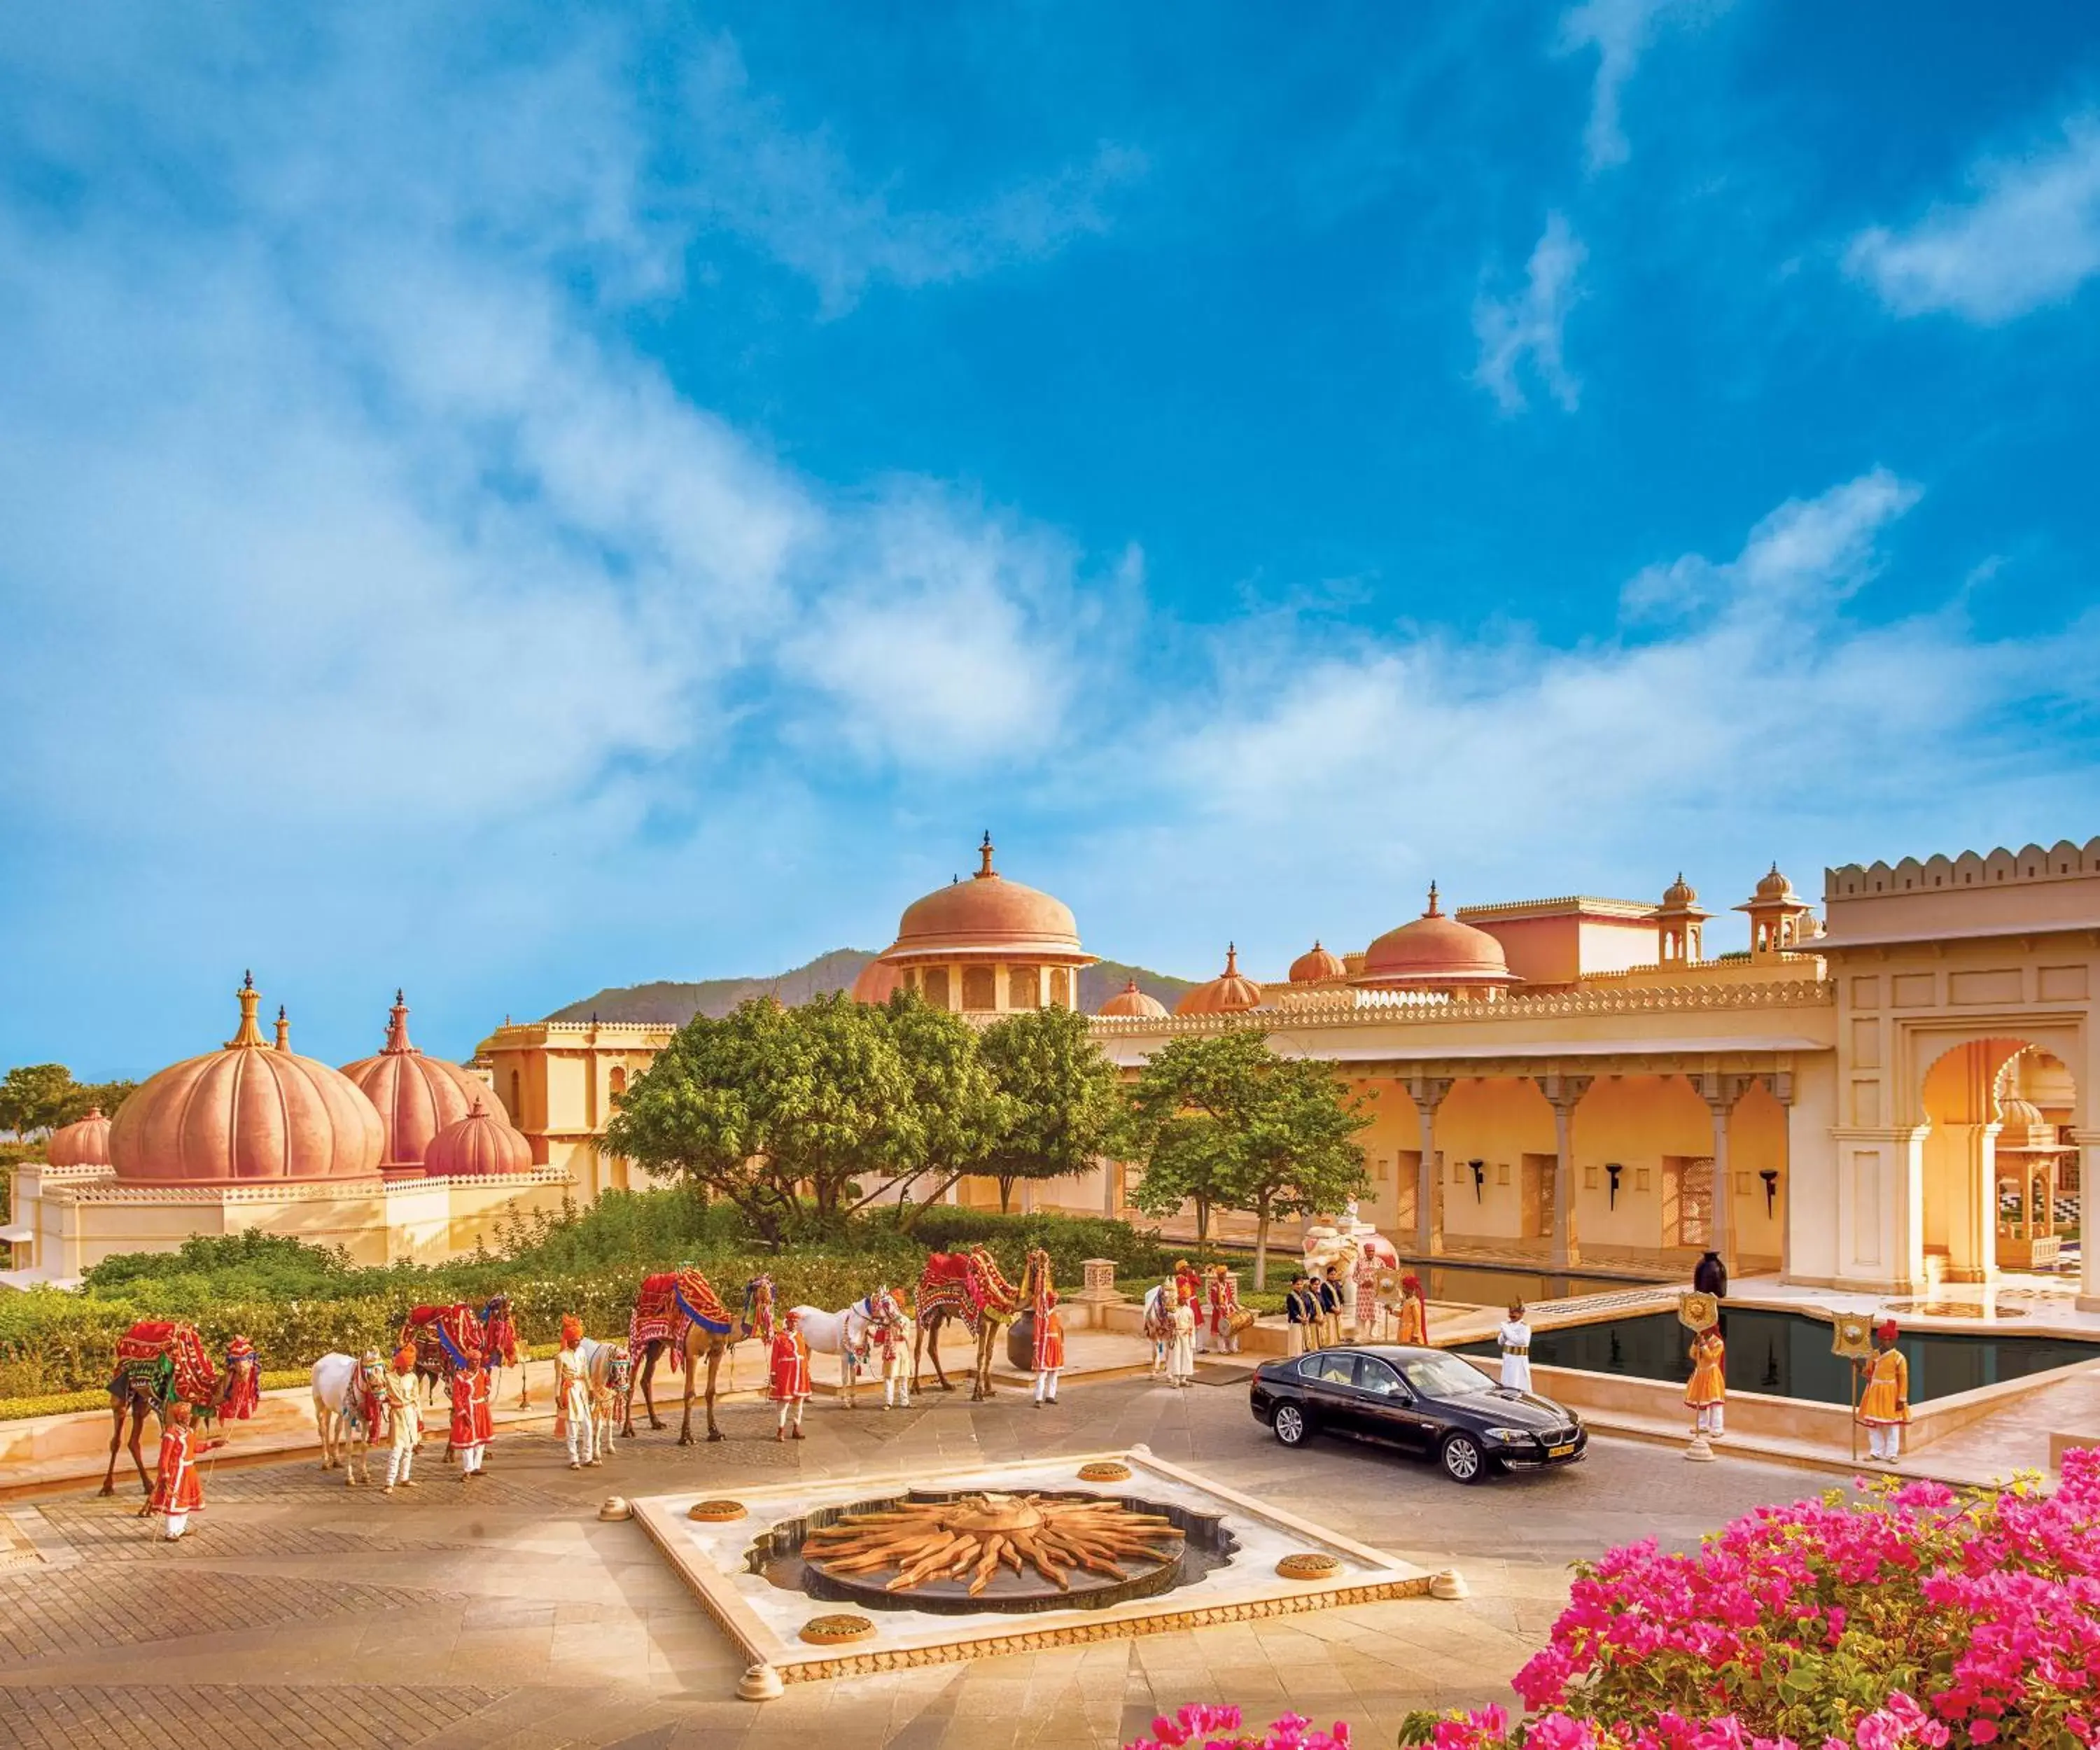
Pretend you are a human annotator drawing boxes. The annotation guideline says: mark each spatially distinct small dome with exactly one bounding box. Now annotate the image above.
[423,1098,534,1178]
[341,991,504,1170]
[1098,978,1169,1018]
[1998,1091,2046,1129]
[48,1107,113,1166]
[1358,885,1518,990]
[891,834,1085,959]
[1661,873,1698,909]
[110,976,385,1186]
[1289,941,1347,984]
[850,953,904,1004]
[1754,863,1793,900]
[1175,945,1264,1016]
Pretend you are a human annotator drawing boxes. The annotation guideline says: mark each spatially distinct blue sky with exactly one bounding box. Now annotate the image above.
[4,2,2099,1077]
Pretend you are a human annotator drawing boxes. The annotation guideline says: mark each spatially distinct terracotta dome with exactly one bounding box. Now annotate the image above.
[1754,863,1795,900]
[890,834,1084,959]
[47,1107,113,1166]
[341,991,503,1170]
[850,953,904,1004]
[1175,945,1265,1016]
[1288,941,1347,984]
[108,976,385,1186]
[423,1098,533,1179]
[1098,978,1169,1019]
[1661,874,1698,909]
[1357,885,1519,991]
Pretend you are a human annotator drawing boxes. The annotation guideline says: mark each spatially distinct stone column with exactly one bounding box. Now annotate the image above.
[2076,1132,2100,1313]
[1410,1074,1453,1257]
[1696,1074,1751,1278]
[1539,1073,1593,1270]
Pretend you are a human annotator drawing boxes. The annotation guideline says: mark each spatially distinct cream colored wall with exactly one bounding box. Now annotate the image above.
[1437,1077,1556,1243]
[1562,1074,1713,1252]
[1346,1079,1420,1233]
[1787,1051,1842,1286]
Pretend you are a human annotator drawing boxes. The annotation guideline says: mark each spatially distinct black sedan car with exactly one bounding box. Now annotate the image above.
[1249,1345,1587,1483]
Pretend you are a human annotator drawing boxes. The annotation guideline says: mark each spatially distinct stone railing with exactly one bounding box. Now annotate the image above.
[50,1168,570,1205]
[1088,978,1833,1038]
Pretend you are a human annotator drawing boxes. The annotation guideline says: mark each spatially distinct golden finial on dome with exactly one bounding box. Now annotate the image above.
[274,1005,290,1051]
[976,831,997,880]
[227,972,268,1049]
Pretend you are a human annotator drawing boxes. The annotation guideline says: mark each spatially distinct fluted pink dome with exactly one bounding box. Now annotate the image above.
[850,953,904,1004]
[109,976,385,1186]
[1097,978,1169,1018]
[340,991,505,1169]
[48,1107,113,1166]
[423,1098,533,1178]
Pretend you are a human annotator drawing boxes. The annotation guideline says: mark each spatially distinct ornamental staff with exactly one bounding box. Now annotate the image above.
[1686,1324,1726,1439]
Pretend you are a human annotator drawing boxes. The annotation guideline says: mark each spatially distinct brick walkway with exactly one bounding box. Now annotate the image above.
[0,1371,1854,1748]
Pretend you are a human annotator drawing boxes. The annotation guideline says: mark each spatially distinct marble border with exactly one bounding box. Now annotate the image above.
[629,1448,1436,1694]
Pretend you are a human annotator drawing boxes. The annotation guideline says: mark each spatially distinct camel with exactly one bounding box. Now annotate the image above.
[100,1320,234,1499]
[311,1349,388,1486]
[621,1266,755,1444]
[912,1247,1021,1401]
[792,1286,910,1408]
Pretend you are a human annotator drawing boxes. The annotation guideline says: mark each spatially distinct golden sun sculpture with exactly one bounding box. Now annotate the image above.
[800,1492,1186,1597]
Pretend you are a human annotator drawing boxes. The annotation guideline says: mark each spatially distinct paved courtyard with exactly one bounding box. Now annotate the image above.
[0,1373,1847,1749]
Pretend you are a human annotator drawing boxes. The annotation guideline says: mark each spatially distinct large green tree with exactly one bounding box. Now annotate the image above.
[976,1003,1128,1214]
[0,1063,76,1138]
[1127,1030,1371,1286]
[1126,1112,1237,1252]
[863,991,1004,1222]
[603,995,915,1245]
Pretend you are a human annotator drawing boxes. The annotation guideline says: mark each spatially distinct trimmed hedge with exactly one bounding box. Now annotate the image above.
[0,1198,1184,1406]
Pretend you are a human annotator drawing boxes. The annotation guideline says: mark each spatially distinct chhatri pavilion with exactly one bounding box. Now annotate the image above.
[4,980,566,1278]
[9,834,2098,1313]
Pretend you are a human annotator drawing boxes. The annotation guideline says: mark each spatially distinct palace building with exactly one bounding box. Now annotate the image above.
[8,835,2096,1315]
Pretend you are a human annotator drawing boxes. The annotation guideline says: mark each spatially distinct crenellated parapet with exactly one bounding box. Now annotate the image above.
[1826,838,2100,899]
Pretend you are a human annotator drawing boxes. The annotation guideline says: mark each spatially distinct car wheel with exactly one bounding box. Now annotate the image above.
[1272,1403,1309,1447]
[1439,1432,1486,1483]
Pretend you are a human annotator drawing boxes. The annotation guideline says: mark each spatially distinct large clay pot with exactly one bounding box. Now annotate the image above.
[1007,1310,1037,1373]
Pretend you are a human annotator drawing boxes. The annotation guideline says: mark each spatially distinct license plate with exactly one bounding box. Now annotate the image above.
[1547,1442,1576,1459]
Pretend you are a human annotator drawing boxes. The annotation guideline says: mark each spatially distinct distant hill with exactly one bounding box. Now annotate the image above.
[547,950,1197,1025]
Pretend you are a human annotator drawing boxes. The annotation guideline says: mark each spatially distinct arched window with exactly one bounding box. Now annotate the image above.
[1048,967,1071,1009]
[1009,965,1040,1009]
[923,967,951,1009]
[962,965,997,1012]
[609,1065,627,1107]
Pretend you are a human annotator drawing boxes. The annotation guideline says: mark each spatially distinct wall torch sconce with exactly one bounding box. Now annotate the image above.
[1760,1169,1779,1218]
[1469,1159,1486,1203]
[1606,1161,1623,1209]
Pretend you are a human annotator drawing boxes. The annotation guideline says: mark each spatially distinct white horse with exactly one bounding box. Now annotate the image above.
[311,1350,388,1486]
[575,1337,630,1466]
[1141,1282,1174,1376]
[790,1288,911,1408]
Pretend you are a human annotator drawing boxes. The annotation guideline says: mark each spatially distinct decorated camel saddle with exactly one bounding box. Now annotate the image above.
[917,1247,1018,1334]
[113,1320,219,1410]
[400,1303,484,1373]
[629,1268,734,1373]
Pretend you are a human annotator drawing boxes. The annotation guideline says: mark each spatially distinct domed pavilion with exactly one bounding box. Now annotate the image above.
[1288,941,1347,985]
[867,834,1094,1017]
[1175,944,1264,1016]
[342,990,506,1177]
[423,1098,534,1179]
[46,1107,113,1168]
[1354,884,1520,996]
[109,975,384,1185]
[1096,978,1169,1019]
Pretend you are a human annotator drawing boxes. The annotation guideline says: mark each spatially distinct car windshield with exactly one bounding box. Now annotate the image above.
[1399,1354,1494,1399]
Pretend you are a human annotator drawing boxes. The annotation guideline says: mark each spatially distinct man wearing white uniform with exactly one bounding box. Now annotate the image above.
[1497,1301,1534,1393]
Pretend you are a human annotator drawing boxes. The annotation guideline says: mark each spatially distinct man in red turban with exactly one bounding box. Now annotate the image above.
[144,1399,220,1541]
[770,1307,812,1441]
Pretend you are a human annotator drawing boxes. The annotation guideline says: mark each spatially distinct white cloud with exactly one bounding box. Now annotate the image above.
[1081,470,2100,974]
[1556,0,1722,174]
[682,38,1145,316]
[1473,213,1587,413]
[1847,115,2100,323]
[1620,468,1921,620]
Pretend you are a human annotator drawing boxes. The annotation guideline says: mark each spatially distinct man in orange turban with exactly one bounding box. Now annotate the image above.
[451,1343,492,1480]
[769,1307,812,1441]
[555,1315,594,1469]
[382,1344,424,1494]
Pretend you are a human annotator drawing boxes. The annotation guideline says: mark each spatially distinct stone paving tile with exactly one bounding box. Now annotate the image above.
[0,1684,510,1749]
[0,1372,1857,1746]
